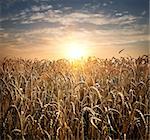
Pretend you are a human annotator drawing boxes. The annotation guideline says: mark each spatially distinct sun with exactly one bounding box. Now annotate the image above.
[65,42,88,59]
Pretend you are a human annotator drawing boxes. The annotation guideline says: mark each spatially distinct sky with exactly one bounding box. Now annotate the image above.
[0,0,149,59]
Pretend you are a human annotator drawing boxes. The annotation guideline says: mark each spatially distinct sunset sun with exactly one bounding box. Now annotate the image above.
[65,42,89,59]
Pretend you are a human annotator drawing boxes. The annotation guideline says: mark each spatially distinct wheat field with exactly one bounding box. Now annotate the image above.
[0,55,149,140]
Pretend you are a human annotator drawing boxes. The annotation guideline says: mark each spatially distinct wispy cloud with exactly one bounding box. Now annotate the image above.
[15,7,141,27]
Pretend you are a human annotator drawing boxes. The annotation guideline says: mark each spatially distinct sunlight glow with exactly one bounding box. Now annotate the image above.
[65,42,88,59]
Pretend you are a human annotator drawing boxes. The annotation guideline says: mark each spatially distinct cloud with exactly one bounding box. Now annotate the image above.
[0,1,144,29]
[31,5,53,12]
[17,7,140,28]
[103,3,107,7]
[1,6,148,45]
[141,10,146,16]
[115,13,123,16]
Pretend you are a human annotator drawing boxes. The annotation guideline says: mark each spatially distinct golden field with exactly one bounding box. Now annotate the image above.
[0,55,149,140]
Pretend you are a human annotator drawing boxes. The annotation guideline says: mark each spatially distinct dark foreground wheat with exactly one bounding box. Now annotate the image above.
[0,55,149,140]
